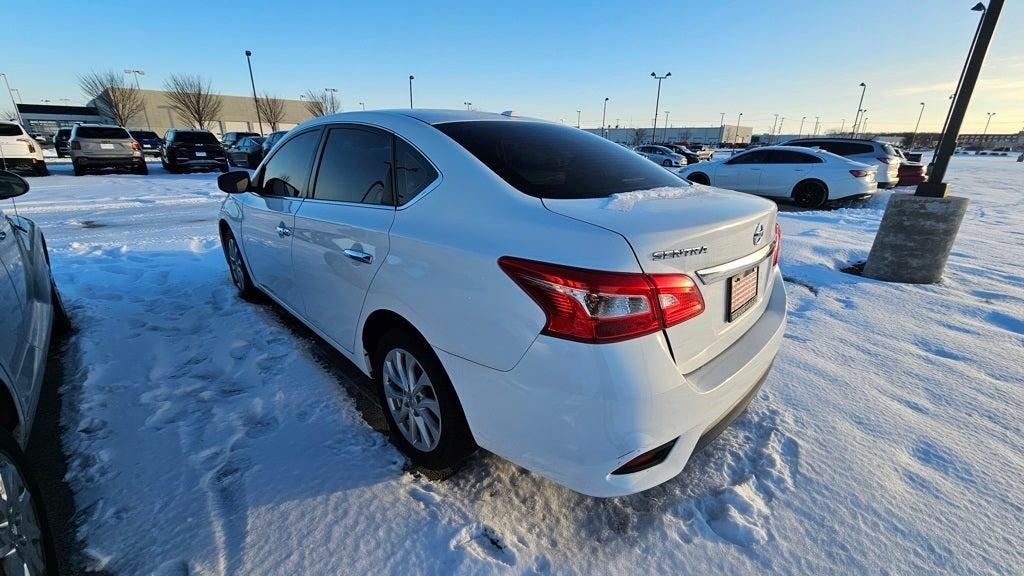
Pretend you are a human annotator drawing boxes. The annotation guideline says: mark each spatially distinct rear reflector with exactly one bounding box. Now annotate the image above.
[849,169,869,178]
[498,257,704,344]
[611,439,677,475]
[71,141,81,150]
[772,223,782,267]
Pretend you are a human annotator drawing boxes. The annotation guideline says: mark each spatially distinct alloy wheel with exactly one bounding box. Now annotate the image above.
[0,454,45,575]
[227,237,246,290]
[382,348,442,452]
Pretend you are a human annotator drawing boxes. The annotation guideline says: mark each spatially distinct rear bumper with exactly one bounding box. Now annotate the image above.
[438,268,788,497]
[0,157,45,172]
[74,155,144,169]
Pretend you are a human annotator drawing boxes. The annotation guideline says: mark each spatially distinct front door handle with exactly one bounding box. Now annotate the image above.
[276,223,292,237]
[344,249,373,264]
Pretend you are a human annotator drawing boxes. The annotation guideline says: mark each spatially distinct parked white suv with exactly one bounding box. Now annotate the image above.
[0,122,49,176]
[217,110,786,496]
[783,137,900,188]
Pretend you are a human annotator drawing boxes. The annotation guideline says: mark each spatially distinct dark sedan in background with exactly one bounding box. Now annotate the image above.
[226,136,265,168]
[261,130,288,160]
[53,128,72,158]
[129,130,164,157]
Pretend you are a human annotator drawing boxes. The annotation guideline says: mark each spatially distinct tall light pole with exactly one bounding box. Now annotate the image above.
[10,89,21,104]
[576,109,581,129]
[909,102,926,148]
[813,116,820,136]
[601,97,609,138]
[244,51,264,136]
[664,110,670,138]
[769,114,779,144]
[0,73,22,124]
[124,69,151,130]
[852,82,867,137]
[650,72,671,144]
[464,101,472,111]
[981,112,995,141]
[325,88,338,116]
[733,112,743,148]
[798,116,806,138]
[778,117,786,141]
[359,101,365,110]
[839,118,846,134]
[408,75,414,109]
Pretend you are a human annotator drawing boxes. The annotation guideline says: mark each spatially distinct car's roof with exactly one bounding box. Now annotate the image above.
[307,109,547,127]
[74,123,124,129]
[169,128,213,132]
[786,137,881,144]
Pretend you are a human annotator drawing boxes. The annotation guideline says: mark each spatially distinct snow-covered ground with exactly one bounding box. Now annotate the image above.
[14,157,1022,575]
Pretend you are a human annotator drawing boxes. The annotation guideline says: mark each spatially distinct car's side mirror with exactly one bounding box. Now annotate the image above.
[0,170,30,199]
[218,171,251,194]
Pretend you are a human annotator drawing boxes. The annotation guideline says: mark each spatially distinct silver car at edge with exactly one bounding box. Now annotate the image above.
[634,144,688,168]
[0,170,64,574]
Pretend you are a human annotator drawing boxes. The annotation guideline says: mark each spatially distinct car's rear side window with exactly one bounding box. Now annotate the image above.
[395,139,438,205]
[172,131,219,145]
[434,121,683,199]
[0,124,23,137]
[76,127,130,139]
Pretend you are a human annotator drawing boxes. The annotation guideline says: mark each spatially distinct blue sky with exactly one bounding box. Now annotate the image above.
[3,0,1022,133]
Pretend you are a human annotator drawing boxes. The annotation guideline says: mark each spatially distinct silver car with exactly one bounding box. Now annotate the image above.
[0,170,63,574]
[69,124,148,176]
[634,144,688,168]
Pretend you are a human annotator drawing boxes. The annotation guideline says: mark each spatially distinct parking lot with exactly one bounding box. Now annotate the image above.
[6,153,1015,574]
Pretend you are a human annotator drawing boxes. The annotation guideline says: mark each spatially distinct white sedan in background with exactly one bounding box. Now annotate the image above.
[634,145,687,168]
[679,145,876,208]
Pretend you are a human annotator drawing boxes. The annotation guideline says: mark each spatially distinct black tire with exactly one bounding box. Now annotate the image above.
[34,164,49,177]
[0,429,59,575]
[219,163,230,173]
[792,180,829,208]
[72,163,84,177]
[373,329,476,472]
[662,159,673,167]
[222,228,259,300]
[50,279,71,336]
[687,172,710,185]
[135,162,149,176]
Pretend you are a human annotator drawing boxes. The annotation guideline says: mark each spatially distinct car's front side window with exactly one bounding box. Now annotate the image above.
[257,129,322,198]
[312,127,394,206]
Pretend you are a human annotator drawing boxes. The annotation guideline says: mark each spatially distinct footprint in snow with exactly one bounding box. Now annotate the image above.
[449,523,517,567]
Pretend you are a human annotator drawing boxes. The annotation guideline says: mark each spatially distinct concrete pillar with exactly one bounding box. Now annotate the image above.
[862,193,969,284]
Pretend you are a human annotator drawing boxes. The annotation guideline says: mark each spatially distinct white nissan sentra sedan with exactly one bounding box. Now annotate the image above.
[216,110,787,497]
[680,145,877,208]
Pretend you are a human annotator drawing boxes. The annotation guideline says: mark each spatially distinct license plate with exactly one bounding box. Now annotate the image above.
[727,266,759,322]
[195,151,207,157]
[143,144,153,148]
[100,143,115,149]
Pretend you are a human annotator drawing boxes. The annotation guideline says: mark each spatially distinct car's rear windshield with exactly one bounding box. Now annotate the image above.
[0,124,24,137]
[55,129,72,138]
[76,126,130,139]
[173,131,219,144]
[434,120,684,199]
[131,131,159,140]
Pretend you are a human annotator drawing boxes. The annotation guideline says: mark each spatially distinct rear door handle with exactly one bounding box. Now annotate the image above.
[276,223,292,237]
[344,249,373,264]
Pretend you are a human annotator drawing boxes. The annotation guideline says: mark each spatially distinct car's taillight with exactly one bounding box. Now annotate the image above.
[498,256,704,344]
[849,169,869,178]
[876,156,891,165]
[131,141,141,151]
[772,223,782,267]
[71,141,81,150]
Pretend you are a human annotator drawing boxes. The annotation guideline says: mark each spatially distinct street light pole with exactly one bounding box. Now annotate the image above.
[909,102,926,148]
[408,75,414,109]
[359,102,365,111]
[0,74,22,125]
[576,109,581,129]
[464,101,472,111]
[244,50,264,136]
[769,114,779,144]
[650,72,670,144]
[798,116,806,138]
[601,97,609,138]
[664,110,670,138]
[839,119,846,134]
[813,116,820,136]
[981,112,995,139]
[733,112,742,148]
[124,69,151,130]
[10,89,21,104]
[324,88,338,116]
[852,82,866,137]
[778,117,786,141]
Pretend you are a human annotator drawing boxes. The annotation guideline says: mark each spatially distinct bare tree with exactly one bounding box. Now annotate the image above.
[78,70,146,127]
[301,89,340,118]
[630,128,648,147]
[256,93,286,131]
[163,74,223,129]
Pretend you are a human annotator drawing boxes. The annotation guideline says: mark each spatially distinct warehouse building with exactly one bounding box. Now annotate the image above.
[585,125,752,146]
[15,104,110,136]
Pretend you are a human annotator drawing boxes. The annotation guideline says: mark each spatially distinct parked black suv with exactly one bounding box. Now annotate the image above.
[222,131,260,150]
[161,129,229,173]
[53,128,72,157]
[130,130,164,157]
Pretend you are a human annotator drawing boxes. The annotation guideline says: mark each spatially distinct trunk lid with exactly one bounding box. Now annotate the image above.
[543,184,779,375]
[80,138,134,155]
